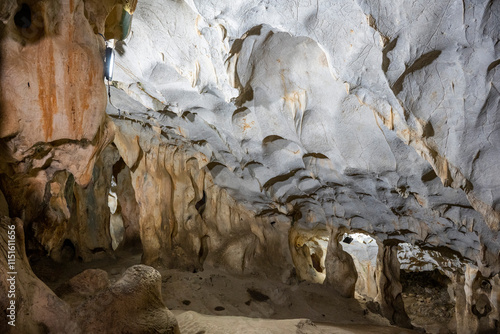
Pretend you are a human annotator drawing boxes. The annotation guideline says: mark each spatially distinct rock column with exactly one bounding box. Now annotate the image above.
[324,227,358,298]
[374,242,412,328]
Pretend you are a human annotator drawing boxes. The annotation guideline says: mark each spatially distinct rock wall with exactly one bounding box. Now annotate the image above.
[108,0,499,270]
[0,0,131,261]
[112,118,294,277]
[0,217,77,333]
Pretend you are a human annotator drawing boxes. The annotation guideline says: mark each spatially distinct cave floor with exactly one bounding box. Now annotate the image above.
[31,250,417,334]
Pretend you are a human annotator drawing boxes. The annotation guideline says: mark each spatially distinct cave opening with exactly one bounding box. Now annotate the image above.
[290,229,329,284]
[340,232,378,300]
[397,242,457,333]
[60,239,76,262]
[108,174,124,250]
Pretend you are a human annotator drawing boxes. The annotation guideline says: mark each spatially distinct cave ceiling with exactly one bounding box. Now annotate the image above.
[106,0,500,268]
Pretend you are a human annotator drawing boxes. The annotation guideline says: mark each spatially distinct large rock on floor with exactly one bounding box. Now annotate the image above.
[69,268,110,296]
[73,264,180,334]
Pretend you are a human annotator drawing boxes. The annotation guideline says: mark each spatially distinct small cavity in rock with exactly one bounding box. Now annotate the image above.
[247,288,270,302]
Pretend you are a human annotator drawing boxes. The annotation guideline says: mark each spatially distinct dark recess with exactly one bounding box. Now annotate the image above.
[343,236,353,244]
[310,253,323,272]
[14,4,31,29]
[247,288,270,302]
[61,239,76,262]
[195,191,206,216]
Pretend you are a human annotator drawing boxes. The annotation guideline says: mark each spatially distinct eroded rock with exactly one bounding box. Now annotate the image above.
[375,243,412,329]
[73,264,180,334]
[0,217,78,334]
[324,227,358,298]
[69,268,110,296]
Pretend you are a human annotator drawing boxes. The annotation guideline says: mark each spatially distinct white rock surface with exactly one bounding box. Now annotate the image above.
[108,0,499,275]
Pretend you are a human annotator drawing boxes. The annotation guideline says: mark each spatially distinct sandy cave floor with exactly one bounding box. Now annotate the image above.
[30,248,418,334]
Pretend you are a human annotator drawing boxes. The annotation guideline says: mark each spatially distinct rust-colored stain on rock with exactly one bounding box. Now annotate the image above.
[37,41,58,141]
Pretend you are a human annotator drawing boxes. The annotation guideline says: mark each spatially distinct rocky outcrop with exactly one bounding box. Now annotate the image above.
[27,142,119,263]
[324,227,358,298]
[0,217,78,334]
[0,0,111,187]
[73,265,180,334]
[452,267,500,334]
[374,243,412,329]
[112,119,293,277]
[1,216,179,334]
[113,160,141,248]
[0,0,123,261]
[288,226,328,284]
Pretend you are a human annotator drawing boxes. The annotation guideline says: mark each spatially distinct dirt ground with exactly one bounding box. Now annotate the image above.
[31,248,418,334]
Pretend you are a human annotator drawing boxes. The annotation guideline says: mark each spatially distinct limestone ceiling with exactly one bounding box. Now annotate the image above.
[108,0,499,269]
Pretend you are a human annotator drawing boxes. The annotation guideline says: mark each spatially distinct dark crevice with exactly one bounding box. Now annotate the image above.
[195,191,206,216]
[421,169,437,182]
[90,247,106,254]
[247,288,269,302]
[487,58,500,72]
[129,146,143,173]
[14,4,31,29]
[198,235,209,265]
[391,50,442,96]
[61,239,76,262]
[263,168,302,191]
[382,37,398,73]
[112,157,126,180]
[303,152,329,159]
[310,253,322,273]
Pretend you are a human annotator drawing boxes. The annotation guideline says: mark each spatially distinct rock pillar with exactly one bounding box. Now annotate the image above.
[324,227,358,298]
[375,242,412,328]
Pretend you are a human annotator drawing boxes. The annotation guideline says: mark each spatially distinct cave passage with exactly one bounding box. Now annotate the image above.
[340,233,378,300]
[108,175,124,250]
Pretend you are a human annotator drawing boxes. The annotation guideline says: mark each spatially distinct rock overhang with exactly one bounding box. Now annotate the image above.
[106,0,500,272]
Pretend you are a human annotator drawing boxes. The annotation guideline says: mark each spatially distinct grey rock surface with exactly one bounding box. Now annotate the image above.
[109,0,499,274]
